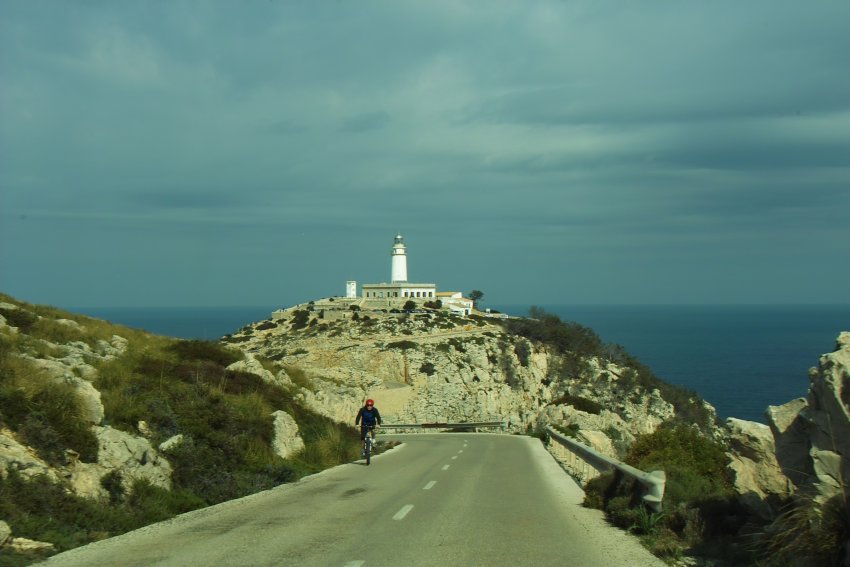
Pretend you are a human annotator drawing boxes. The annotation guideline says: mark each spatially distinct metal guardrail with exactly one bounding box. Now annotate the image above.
[546,426,666,512]
[379,421,506,430]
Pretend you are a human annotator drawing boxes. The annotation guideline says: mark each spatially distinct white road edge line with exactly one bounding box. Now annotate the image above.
[423,481,437,490]
[442,464,450,470]
[393,504,414,520]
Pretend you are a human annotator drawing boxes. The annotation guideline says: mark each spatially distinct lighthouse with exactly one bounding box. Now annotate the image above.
[361,234,435,301]
[391,233,408,283]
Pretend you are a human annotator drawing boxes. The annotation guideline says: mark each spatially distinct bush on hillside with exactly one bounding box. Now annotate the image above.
[504,307,603,360]
[759,492,850,566]
[0,307,38,333]
[514,339,531,367]
[291,310,310,330]
[166,340,241,367]
[583,423,747,562]
[97,338,361,507]
[502,307,716,430]
[0,470,204,560]
[0,353,98,465]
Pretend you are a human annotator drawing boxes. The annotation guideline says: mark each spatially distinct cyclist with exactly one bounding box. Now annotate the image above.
[355,399,382,455]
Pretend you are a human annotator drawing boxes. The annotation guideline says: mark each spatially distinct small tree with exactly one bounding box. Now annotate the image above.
[469,290,484,309]
[402,300,416,311]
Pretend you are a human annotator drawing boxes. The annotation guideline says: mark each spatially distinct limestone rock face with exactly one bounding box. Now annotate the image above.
[227,354,288,387]
[767,331,850,502]
[159,434,184,453]
[227,306,683,447]
[92,426,172,492]
[725,417,791,517]
[272,410,305,459]
[0,430,59,482]
[64,426,174,499]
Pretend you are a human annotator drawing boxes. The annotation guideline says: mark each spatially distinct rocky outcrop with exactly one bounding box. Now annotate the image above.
[0,429,59,482]
[0,300,171,503]
[725,417,791,518]
[227,353,292,388]
[64,426,173,499]
[767,331,850,502]
[227,305,681,448]
[272,410,305,459]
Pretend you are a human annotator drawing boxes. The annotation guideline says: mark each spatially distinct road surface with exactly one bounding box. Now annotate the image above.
[41,434,664,567]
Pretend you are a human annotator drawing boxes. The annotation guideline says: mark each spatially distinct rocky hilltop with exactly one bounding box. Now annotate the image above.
[224,298,698,455]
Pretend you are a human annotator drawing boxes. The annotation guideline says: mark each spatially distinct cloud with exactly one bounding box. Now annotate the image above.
[339,112,391,133]
[1,1,848,306]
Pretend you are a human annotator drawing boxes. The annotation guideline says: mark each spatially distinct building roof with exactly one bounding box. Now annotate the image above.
[362,282,436,289]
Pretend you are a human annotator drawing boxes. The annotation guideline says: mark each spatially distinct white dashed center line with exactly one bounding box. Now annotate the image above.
[451,455,458,460]
[442,464,450,471]
[423,481,437,490]
[344,562,365,567]
[393,504,414,520]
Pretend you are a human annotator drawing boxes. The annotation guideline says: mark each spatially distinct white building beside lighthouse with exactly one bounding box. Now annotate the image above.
[361,234,436,303]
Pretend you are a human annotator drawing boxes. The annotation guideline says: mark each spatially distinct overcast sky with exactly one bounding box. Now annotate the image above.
[1,1,848,309]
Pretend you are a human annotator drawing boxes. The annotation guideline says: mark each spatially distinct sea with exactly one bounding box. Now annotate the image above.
[75,304,850,425]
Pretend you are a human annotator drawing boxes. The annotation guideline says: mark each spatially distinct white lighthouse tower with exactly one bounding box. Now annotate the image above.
[391,233,408,283]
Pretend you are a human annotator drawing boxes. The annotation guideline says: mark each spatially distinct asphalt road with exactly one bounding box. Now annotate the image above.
[41,434,664,567]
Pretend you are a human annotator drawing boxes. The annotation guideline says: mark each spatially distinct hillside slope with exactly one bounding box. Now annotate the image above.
[225,299,714,454]
[0,293,358,564]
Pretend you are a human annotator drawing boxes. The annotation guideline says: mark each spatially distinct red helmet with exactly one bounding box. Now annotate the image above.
[366,399,374,406]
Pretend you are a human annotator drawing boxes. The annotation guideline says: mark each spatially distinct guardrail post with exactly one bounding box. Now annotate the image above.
[641,470,666,513]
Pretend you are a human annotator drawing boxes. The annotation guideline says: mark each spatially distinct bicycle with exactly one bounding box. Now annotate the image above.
[361,425,377,465]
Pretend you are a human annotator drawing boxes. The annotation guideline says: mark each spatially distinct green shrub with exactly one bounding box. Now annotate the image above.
[625,424,731,507]
[14,384,99,465]
[582,424,741,562]
[504,307,603,360]
[419,362,436,376]
[100,471,125,505]
[759,493,850,566]
[386,340,417,350]
[291,310,310,330]
[514,339,531,367]
[255,321,277,331]
[0,308,37,333]
[583,471,618,510]
[166,340,241,367]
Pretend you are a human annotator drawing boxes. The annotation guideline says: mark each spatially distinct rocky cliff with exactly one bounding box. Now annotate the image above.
[724,331,850,522]
[225,300,686,456]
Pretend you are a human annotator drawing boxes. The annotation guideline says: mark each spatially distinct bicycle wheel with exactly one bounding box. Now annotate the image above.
[365,437,371,465]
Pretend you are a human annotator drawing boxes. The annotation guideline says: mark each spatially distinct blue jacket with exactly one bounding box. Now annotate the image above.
[356,406,382,427]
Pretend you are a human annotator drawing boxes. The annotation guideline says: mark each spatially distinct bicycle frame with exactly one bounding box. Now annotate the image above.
[362,425,376,465]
